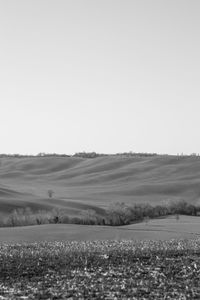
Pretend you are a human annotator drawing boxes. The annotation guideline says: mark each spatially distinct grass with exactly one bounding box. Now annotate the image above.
[0,215,199,243]
[0,215,200,298]
[1,156,200,297]
[1,238,200,299]
[1,155,200,217]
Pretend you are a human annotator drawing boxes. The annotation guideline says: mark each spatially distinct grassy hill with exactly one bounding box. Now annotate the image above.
[0,155,200,216]
[0,215,199,243]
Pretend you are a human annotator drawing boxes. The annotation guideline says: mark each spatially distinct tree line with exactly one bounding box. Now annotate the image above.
[0,152,200,159]
[1,199,200,227]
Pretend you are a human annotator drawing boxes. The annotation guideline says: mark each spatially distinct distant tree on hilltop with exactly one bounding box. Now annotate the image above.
[47,190,54,198]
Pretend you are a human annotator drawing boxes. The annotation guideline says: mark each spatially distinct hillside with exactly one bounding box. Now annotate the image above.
[0,215,199,243]
[0,155,200,216]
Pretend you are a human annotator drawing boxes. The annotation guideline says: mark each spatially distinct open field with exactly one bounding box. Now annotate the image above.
[1,155,200,216]
[1,156,200,298]
[0,215,199,243]
[1,238,200,299]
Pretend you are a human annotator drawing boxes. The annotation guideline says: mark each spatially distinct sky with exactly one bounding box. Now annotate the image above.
[0,0,200,155]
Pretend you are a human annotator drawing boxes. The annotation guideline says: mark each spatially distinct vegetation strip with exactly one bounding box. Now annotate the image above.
[2,199,200,227]
[1,239,200,299]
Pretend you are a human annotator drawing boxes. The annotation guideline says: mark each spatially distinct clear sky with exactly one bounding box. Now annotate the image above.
[1,0,200,155]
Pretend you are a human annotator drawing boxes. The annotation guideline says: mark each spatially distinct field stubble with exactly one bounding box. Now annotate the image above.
[1,239,200,299]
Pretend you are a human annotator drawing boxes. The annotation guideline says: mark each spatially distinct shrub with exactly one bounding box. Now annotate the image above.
[2,199,200,228]
[106,202,132,225]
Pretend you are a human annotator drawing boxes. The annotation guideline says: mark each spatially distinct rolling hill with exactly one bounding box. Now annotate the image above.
[0,215,199,243]
[0,155,200,216]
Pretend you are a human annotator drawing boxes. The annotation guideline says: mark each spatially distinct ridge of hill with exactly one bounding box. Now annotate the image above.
[0,155,200,215]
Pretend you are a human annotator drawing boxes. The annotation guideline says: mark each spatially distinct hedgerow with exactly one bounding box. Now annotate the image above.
[1,199,200,227]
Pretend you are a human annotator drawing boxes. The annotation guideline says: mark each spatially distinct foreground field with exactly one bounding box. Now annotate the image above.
[0,215,199,243]
[1,239,200,299]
